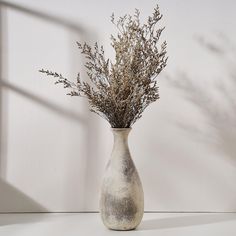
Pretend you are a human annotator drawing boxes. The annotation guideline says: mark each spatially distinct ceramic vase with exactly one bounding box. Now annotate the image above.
[99,128,144,230]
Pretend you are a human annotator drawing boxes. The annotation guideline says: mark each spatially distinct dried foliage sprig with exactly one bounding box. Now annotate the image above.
[39,5,168,128]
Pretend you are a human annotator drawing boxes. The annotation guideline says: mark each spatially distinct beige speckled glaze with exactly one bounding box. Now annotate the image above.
[99,128,144,231]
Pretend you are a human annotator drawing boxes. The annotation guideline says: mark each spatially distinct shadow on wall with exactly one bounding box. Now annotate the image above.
[0,178,47,225]
[0,80,86,125]
[0,1,100,212]
[166,34,236,167]
[0,0,86,33]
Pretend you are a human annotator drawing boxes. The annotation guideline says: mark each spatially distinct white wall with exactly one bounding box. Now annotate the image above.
[0,0,236,212]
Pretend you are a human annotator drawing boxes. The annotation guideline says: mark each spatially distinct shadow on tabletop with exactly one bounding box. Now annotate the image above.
[139,213,236,231]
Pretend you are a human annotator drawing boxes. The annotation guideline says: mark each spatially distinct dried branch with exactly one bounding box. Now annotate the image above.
[39,4,168,128]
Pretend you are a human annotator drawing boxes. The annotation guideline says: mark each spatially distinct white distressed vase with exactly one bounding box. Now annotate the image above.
[99,128,144,230]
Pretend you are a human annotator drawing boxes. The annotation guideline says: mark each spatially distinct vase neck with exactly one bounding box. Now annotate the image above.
[112,128,131,141]
[111,128,131,154]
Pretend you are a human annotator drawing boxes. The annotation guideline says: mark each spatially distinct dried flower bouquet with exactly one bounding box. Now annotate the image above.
[40,5,167,128]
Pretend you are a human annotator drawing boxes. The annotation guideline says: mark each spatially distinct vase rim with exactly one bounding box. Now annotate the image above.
[111,128,132,131]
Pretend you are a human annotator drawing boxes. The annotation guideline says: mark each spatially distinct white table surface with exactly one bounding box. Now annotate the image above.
[0,212,236,236]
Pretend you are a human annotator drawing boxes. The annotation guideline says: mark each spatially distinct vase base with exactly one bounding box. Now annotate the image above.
[107,227,136,231]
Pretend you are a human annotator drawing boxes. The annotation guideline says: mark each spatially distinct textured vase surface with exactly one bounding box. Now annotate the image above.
[99,128,144,230]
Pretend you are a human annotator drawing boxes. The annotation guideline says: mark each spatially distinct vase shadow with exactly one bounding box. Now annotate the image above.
[139,213,236,231]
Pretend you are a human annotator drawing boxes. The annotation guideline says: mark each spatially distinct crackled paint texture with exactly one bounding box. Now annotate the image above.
[99,128,144,230]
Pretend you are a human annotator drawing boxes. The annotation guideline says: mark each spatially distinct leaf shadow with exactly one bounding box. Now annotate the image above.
[166,34,236,167]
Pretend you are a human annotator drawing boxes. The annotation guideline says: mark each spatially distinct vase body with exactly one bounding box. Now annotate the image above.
[99,128,144,230]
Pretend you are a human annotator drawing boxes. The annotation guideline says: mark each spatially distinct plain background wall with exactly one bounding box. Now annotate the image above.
[0,0,236,212]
